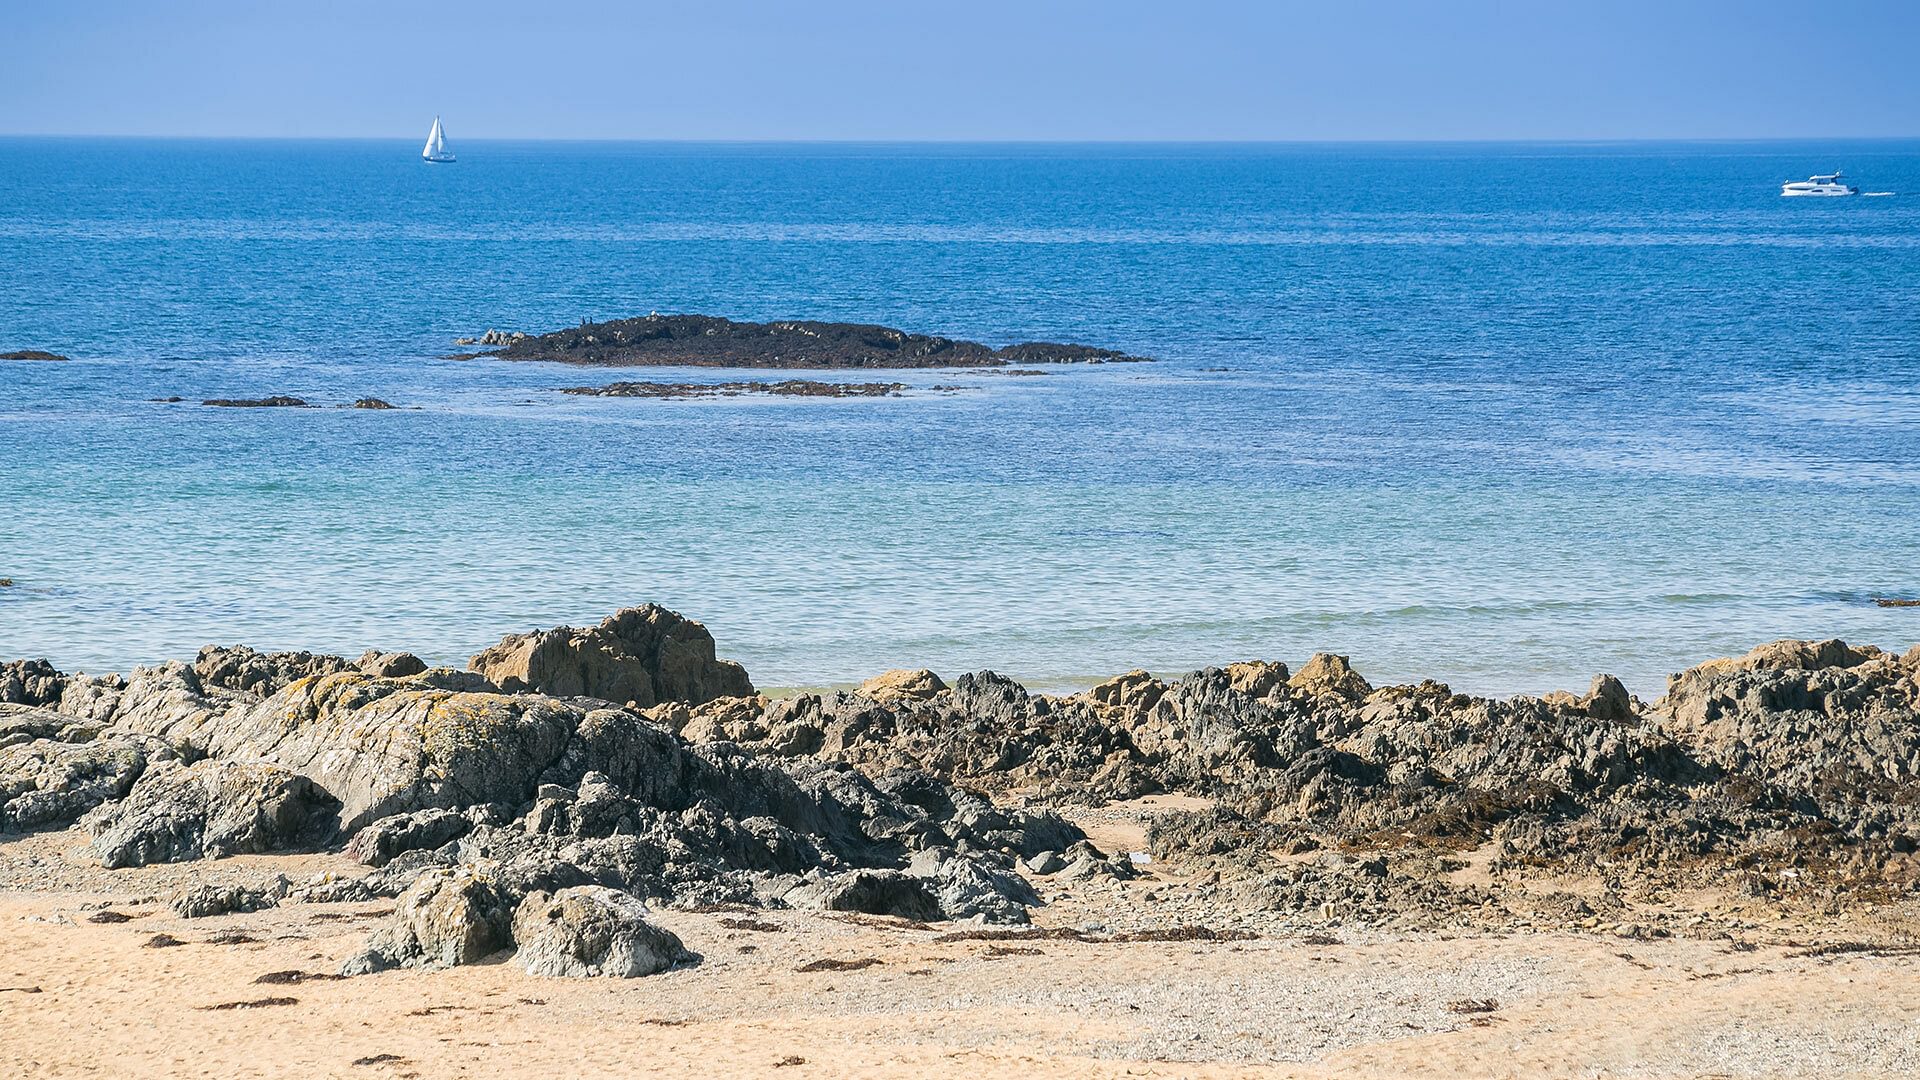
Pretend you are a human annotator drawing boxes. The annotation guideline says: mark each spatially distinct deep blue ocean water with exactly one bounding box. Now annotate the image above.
[3,138,1918,696]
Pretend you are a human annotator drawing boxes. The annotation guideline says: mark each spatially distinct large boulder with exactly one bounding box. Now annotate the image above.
[345,865,516,973]
[511,886,693,978]
[1289,653,1374,702]
[346,807,474,867]
[784,869,942,921]
[469,605,752,707]
[83,760,339,868]
[855,669,946,703]
[1659,638,1902,716]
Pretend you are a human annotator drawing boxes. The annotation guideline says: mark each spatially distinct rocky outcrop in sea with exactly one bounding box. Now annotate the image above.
[469,314,1150,369]
[4,607,1917,975]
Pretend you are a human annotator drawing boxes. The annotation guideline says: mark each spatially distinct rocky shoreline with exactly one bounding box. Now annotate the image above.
[4,607,1919,988]
[455,314,1151,369]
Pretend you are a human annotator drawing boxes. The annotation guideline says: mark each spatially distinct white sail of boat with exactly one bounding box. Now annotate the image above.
[422,116,455,163]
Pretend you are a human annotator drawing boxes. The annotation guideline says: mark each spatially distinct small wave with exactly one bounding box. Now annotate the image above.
[1654,592,1748,606]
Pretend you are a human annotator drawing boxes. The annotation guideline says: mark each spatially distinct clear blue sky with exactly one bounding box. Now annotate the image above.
[4,0,1916,140]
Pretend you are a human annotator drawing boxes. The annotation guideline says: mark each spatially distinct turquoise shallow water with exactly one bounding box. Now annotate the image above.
[2,139,1918,695]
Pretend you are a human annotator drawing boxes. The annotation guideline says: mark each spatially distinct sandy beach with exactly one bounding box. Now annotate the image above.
[5,809,1919,1080]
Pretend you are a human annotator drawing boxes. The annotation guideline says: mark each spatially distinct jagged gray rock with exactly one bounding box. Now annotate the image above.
[356,650,427,679]
[1,702,103,745]
[905,847,1037,923]
[0,659,66,707]
[1654,639,1920,798]
[1,728,163,829]
[17,614,1918,931]
[194,645,357,696]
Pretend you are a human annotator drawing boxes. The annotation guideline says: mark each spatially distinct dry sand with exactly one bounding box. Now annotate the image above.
[4,820,1918,1080]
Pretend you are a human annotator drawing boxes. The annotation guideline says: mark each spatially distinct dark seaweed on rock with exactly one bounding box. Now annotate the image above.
[488,314,1149,369]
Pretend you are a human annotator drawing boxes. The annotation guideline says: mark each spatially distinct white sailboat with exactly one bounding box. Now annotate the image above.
[422,116,455,163]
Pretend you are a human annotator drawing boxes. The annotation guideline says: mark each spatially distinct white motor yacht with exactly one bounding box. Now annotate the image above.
[1781,172,1855,197]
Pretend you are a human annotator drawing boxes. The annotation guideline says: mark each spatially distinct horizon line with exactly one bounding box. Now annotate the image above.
[4,133,1919,146]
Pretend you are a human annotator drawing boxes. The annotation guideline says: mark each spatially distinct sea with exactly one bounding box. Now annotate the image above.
[3,138,1918,698]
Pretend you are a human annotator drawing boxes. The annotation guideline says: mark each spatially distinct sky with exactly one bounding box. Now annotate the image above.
[3,1,1917,141]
